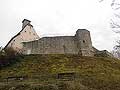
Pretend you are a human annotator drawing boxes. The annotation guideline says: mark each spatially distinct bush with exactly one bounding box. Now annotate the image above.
[0,47,21,68]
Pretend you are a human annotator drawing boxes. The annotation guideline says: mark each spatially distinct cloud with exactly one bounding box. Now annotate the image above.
[0,0,116,51]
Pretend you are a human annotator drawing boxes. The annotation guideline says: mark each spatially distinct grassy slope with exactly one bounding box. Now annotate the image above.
[0,54,120,90]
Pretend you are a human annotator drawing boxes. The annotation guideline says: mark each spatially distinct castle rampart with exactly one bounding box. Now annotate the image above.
[23,29,94,56]
[5,19,113,57]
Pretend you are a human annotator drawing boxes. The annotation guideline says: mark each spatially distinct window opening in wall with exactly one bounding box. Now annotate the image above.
[83,40,85,43]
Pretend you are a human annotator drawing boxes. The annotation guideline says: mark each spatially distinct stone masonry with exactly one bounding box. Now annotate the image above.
[5,19,112,57]
[23,29,94,56]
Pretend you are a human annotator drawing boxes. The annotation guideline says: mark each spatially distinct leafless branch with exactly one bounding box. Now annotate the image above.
[98,0,120,58]
[110,19,120,28]
[114,7,120,10]
[114,13,120,18]
[99,0,104,3]
[111,0,116,6]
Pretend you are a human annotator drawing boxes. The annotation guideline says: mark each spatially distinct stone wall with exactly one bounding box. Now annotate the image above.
[23,36,78,54]
[23,29,94,56]
[6,19,112,57]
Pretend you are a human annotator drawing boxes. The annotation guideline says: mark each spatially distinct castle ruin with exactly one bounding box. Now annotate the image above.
[5,19,112,57]
[23,29,94,56]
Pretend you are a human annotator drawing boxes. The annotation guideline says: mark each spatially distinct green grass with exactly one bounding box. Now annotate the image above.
[0,54,120,90]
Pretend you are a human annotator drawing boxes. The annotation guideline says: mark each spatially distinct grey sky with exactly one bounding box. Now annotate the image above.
[0,0,119,51]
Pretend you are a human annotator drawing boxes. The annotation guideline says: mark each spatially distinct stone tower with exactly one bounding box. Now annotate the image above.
[75,29,93,56]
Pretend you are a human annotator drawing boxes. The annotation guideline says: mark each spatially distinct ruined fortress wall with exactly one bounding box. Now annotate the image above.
[23,29,94,56]
[38,36,79,54]
[23,36,79,54]
[5,19,96,56]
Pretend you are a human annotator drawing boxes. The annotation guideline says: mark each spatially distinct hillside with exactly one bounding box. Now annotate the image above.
[0,54,120,90]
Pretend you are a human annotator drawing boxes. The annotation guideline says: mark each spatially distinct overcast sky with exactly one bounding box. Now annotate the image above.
[0,0,119,51]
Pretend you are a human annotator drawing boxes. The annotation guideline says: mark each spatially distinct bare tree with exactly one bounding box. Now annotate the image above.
[99,0,120,28]
[110,0,120,30]
[98,0,120,58]
[111,0,120,58]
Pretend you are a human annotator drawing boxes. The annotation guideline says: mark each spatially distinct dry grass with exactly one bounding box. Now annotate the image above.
[0,54,120,90]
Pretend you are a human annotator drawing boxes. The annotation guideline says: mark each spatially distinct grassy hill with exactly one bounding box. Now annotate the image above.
[0,54,120,90]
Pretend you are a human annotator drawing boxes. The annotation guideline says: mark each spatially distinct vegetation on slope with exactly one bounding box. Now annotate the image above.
[0,54,120,90]
[0,47,21,68]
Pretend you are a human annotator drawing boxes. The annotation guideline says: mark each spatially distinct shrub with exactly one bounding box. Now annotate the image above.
[0,47,21,68]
